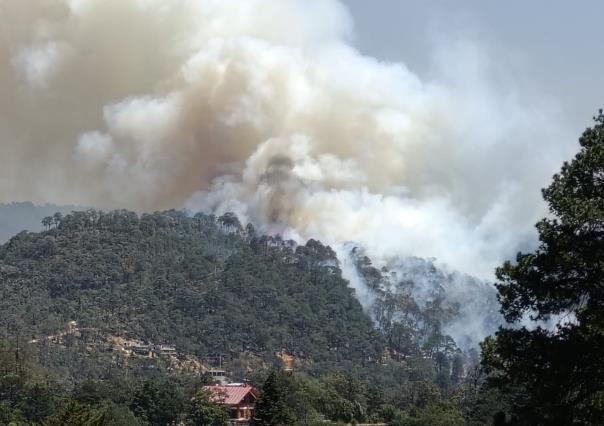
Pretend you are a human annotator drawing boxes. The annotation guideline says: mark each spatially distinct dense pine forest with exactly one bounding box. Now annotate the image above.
[0,112,602,424]
[0,209,492,425]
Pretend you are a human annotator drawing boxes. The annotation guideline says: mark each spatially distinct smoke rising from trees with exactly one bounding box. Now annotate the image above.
[1,0,574,281]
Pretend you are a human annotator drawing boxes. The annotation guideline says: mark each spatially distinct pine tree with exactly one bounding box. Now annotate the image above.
[185,389,228,426]
[255,371,296,426]
[482,111,604,425]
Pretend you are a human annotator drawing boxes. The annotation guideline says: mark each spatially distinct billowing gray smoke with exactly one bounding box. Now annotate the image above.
[0,0,575,343]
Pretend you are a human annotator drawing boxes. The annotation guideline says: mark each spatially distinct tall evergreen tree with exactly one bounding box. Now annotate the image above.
[482,111,604,425]
[255,371,296,426]
[185,389,228,426]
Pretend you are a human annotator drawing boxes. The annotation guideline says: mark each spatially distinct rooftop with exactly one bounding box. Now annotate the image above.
[203,384,258,406]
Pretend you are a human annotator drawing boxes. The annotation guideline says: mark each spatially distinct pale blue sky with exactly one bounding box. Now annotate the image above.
[344,0,603,134]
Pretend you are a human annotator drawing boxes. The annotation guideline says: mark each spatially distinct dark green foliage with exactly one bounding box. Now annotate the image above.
[0,342,221,425]
[256,371,297,425]
[0,207,492,424]
[44,401,141,426]
[184,389,229,426]
[373,401,466,426]
[408,402,465,426]
[0,210,382,376]
[482,111,604,424]
[130,379,185,425]
[251,368,471,425]
[44,401,105,426]
[255,371,379,425]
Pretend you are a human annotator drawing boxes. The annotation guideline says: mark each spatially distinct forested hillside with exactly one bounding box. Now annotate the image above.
[0,210,382,371]
[352,249,501,354]
[0,209,500,424]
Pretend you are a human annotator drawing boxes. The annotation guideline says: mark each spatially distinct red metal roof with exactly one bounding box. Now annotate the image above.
[204,385,258,406]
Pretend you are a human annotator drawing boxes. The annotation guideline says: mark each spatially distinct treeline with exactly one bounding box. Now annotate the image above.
[0,202,78,243]
[0,337,498,425]
[254,369,477,425]
[0,338,220,425]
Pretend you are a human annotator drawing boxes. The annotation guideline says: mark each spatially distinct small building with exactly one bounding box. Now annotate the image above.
[130,343,151,356]
[208,368,229,385]
[204,384,259,426]
[156,345,177,356]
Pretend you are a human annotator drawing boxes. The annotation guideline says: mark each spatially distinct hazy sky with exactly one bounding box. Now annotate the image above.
[344,0,603,134]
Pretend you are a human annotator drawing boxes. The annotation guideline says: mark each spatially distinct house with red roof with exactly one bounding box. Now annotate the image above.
[204,383,259,425]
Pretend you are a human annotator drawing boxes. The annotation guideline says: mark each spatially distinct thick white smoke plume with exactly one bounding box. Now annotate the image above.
[1,0,574,316]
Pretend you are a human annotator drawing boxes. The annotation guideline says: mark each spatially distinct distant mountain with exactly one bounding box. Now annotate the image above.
[0,202,79,243]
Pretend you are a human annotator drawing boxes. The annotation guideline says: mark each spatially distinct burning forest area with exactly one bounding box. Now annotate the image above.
[0,1,602,425]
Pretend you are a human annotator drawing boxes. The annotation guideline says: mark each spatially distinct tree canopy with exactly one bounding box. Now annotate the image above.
[482,111,604,425]
[0,208,488,424]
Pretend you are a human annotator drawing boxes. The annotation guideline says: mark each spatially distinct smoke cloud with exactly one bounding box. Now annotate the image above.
[1,0,574,285]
